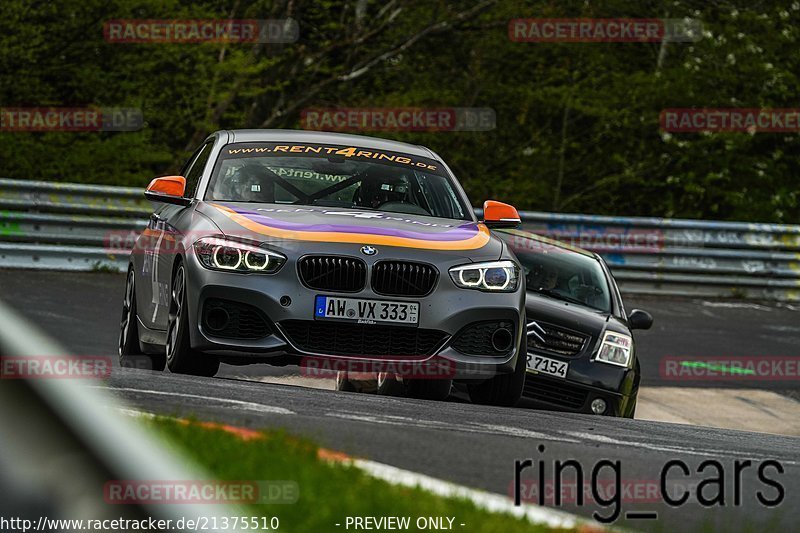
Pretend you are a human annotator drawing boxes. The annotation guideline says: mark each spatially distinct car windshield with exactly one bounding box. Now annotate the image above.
[500,231,612,313]
[205,142,471,220]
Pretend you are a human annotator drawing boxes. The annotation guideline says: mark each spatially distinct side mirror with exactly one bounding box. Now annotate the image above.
[144,176,191,206]
[482,200,521,229]
[628,309,653,331]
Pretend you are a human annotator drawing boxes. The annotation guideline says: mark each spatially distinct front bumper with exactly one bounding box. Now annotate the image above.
[522,346,639,416]
[183,243,525,379]
[522,371,637,417]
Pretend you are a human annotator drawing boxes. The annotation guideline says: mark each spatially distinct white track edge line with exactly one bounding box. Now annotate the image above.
[347,456,599,530]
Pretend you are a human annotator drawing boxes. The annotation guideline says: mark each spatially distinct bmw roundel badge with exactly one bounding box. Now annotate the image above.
[360,245,378,256]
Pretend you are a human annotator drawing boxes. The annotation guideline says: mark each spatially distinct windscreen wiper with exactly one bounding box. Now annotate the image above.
[532,288,587,306]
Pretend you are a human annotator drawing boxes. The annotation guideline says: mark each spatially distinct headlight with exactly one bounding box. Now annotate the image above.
[193,237,286,274]
[594,331,633,367]
[449,260,520,292]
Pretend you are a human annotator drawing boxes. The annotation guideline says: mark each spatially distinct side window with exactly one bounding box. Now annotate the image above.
[183,141,214,198]
[179,144,203,177]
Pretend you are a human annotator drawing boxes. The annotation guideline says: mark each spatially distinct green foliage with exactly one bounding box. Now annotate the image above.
[1,0,798,222]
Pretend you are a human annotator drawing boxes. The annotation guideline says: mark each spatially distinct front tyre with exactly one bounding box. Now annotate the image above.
[623,360,641,418]
[119,268,166,371]
[468,337,527,407]
[404,378,452,401]
[376,373,405,397]
[166,263,219,377]
[623,396,637,419]
[335,371,357,392]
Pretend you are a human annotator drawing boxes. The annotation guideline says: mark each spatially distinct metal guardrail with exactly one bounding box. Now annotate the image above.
[1,177,799,301]
[517,212,800,301]
[0,179,147,271]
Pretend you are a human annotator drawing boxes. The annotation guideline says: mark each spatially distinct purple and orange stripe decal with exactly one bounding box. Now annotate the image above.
[210,203,491,250]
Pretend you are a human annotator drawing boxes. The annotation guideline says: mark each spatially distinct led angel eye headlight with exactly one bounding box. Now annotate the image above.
[449,261,519,292]
[483,267,510,289]
[244,251,270,270]
[213,246,242,270]
[193,237,285,274]
[459,268,483,287]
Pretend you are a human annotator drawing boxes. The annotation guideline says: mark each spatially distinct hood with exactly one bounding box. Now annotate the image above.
[194,201,503,260]
[525,292,612,337]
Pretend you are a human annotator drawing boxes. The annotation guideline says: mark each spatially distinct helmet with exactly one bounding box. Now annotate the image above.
[354,167,410,208]
[224,163,275,202]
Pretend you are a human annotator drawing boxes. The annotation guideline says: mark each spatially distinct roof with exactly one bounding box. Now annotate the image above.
[224,129,436,159]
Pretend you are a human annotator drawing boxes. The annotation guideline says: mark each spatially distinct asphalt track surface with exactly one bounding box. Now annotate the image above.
[1,270,799,532]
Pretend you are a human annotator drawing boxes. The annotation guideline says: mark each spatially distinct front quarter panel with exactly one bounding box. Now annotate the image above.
[133,203,221,332]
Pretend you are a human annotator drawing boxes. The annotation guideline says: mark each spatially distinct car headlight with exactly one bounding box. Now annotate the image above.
[449,260,520,292]
[193,237,286,274]
[595,331,633,367]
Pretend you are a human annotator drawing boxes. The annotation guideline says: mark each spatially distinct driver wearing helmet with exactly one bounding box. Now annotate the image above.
[223,163,275,202]
[354,168,410,209]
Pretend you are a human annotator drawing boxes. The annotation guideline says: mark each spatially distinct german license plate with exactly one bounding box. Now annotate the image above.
[314,296,419,326]
[528,354,568,378]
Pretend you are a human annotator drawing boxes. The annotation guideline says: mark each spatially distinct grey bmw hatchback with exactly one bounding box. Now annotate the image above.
[119,130,527,405]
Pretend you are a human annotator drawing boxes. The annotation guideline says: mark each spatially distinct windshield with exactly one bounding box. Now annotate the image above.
[500,231,612,313]
[205,142,471,220]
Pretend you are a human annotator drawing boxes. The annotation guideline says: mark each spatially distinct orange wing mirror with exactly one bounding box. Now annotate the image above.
[482,200,521,228]
[144,176,191,206]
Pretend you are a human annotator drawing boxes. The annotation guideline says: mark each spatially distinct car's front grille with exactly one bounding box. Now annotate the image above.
[280,320,447,357]
[297,256,367,292]
[202,298,271,340]
[523,375,588,410]
[451,321,515,356]
[372,261,438,297]
[527,321,588,356]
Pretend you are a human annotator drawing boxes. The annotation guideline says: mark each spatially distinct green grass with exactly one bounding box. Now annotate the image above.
[147,418,570,533]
